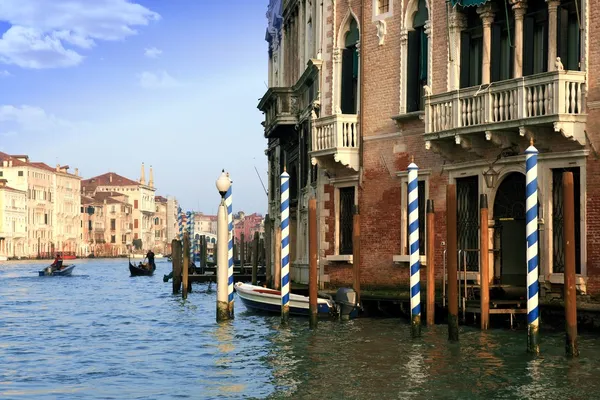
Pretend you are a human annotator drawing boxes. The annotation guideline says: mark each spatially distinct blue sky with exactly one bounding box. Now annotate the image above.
[0,0,269,215]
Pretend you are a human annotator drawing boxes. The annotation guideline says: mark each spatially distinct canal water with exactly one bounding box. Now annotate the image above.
[1,259,600,400]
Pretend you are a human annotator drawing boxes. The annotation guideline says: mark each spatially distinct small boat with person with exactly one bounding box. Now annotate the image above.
[234,282,360,319]
[129,261,155,276]
[39,264,76,276]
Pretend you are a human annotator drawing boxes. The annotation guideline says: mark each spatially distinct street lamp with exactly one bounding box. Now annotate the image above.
[216,169,231,198]
[483,165,499,189]
[216,169,232,322]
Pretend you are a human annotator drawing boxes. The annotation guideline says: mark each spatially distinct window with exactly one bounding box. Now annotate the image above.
[491,7,514,82]
[558,0,581,71]
[110,219,116,231]
[44,214,48,224]
[460,9,483,88]
[88,220,92,230]
[406,0,428,112]
[523,1,548,76]
[341,18,359,114]
[378,0,389,15]
[122,235,127,244]
[338,186,355,255]
[552,167,581,274]
[134,219,139,229]
[154,217,160,225]
[18,171,23,177]
[0,171,3,177]
[111,235,116,244]
[134,200,139,209]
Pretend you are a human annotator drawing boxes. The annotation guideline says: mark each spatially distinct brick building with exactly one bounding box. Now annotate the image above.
[259,0,596,295]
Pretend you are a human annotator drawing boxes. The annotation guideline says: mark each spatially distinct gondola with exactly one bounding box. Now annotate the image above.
[129,261,155,276]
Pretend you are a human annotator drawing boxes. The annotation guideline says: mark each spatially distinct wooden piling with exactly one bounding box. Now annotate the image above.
[563,172,579,357]
[182,232,190,299]
[274,227,281,290]
[240,233,246,270]
[447,184,459,341]
[480,194,490,330]
[265,215,272,288]
[252,231,259,285]
[353,207,361,302]
[309,198,318,328]
[426,199,435,326]
[172,239,182,294]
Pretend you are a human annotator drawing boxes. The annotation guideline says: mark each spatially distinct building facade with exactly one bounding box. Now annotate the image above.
[0,179,27,259]
[47,164,82,256]
[154,196,169,254]
[260,0,597,295]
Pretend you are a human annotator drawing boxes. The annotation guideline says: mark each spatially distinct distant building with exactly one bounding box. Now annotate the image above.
[0,179,27,258]
[234,213,264,243]
[154,196,169,254]
[166,196,178,245]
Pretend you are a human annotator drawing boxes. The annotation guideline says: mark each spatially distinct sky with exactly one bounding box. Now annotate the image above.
[0,0,270,215]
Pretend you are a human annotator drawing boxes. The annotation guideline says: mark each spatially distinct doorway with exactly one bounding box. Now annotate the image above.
[493,172,527,286]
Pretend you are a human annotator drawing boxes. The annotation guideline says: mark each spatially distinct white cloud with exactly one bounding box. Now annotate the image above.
[0,0,160,69]
[144,47,162,58]
[0,104,91,134]
[138,71,180,89]
[0,70,11,77]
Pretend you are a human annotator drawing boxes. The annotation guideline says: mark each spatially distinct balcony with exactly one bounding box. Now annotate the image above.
[258,87,298,138]
[425,71,587,151]
[310,114,360,172]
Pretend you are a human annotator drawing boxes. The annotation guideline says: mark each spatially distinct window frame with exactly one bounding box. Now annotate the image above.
[373,0,393,21]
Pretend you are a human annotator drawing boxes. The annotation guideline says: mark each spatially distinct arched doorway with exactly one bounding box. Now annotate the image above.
[493,172,527,286]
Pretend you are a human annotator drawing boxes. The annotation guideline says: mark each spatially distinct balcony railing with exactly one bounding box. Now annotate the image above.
[425,71,586,141]
[258,87,298,137]
[310,114,360,171]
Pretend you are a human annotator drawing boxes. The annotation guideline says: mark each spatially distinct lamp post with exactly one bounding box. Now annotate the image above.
[483,165,499,189]
[216,169,232,322]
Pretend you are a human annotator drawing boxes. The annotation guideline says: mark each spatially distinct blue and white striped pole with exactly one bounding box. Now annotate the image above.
[225,181,234,318]
[526,139,540,354]
[408,157,421,337]
[189,212,195,262]
[281,169,290,324]
[177,206,183,241]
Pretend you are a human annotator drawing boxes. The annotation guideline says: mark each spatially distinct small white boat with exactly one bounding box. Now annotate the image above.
[39,264,76,276]
[234,282,335,317]
[131,253,164,259]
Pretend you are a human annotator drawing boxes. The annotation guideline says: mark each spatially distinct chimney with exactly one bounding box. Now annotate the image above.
[75,168,79,176]
[140,162,146,185]
[8,160,12,167]
[56,164,60,172]
[149,165,154,188]
[109,173,113,183]
[2,160,6,167]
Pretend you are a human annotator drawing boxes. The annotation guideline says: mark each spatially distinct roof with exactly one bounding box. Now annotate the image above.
[0,152,79,177]
[81,195,94,205]
[155,195,168,203]
[82,172,140,188]
[0,151,28,167]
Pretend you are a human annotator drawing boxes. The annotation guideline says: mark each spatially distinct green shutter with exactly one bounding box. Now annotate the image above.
[523,16,534,76]
[460,32,471,89]
[491,23,501,82]
[406,30,420,112]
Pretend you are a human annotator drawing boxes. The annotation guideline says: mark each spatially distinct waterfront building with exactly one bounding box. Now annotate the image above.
[0,179,27,258]
[166,196,179,245]
[154,196,169,254]
[194,213,217,235]
[81,163,156,253]
[46,164,82,256]
[259,0,597,295]
[234,212,265,243]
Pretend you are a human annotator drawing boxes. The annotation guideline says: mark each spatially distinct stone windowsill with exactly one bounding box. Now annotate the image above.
[393,255,427,265]
[391,111,425,123]
[326,255,353,264]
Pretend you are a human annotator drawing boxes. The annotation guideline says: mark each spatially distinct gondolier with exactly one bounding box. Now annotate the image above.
[146,249,155,270]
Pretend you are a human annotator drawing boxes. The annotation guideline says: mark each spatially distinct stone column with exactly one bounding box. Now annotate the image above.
[512,1,528,78]
[356,41,361,114]
[424,20,432,89]
[547,0,561,71]
[332,48,342,114]
[448,10,467,91]
[399,29,409,113]
[478,4,496,85]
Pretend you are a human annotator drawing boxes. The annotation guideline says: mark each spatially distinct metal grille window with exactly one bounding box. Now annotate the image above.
[457,176,479,271]
[378,0,390,14]
[552,167,581,274]
[339,187,355,255]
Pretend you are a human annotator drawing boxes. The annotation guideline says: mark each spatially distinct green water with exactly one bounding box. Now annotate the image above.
[1,259,599,399]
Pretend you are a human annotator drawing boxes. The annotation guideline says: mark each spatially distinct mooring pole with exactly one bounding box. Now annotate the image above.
[226,184,234,318]
[172,239,182,294]
[525,140,540,354]
[265,214,272,288]
[252,231,259,285]
[309,197,318,329]
[281,169,291,324]
[447,184,459,341]
[182,232,190,299]
[274,227,281,290]
[480,194,490,330]
[408,158,421,337]
[563,171,579,357]
[426,199,435,326]
[353,206,361,303]
[216,171,232,321]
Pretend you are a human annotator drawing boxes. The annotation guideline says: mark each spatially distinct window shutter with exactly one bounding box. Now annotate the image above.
[558,6,568,65]
[491,23,502,82]
[460,32,471,89]
[341,47,355,114]
[406,30,420,112]
[523,16,535,76]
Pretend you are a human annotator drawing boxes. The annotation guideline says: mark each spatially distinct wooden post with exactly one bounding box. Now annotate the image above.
[274,227,281,290]
[353,207,361,301]
[240,233,246,271]
[426,199,435,326]
[563,172,579,357]
[172,239,182,294]
[252,231,259,285]
[265,215,272,287]
[447,184,459,341]
[182,232,190,299]
[480,194,490,330]
[309,198,318,328]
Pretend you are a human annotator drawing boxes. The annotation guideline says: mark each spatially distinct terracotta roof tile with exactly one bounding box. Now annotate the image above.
[82,172,140,187]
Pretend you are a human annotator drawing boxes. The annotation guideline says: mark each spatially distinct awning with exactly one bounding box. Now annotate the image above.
[450,0,490,7]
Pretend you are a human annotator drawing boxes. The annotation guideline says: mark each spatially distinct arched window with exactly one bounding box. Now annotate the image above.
[406,0,428,112]
[341,18,359,114]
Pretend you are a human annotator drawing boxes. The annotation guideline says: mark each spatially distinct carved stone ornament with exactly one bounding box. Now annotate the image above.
[376,20,387,46]
[333,48,342,63]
